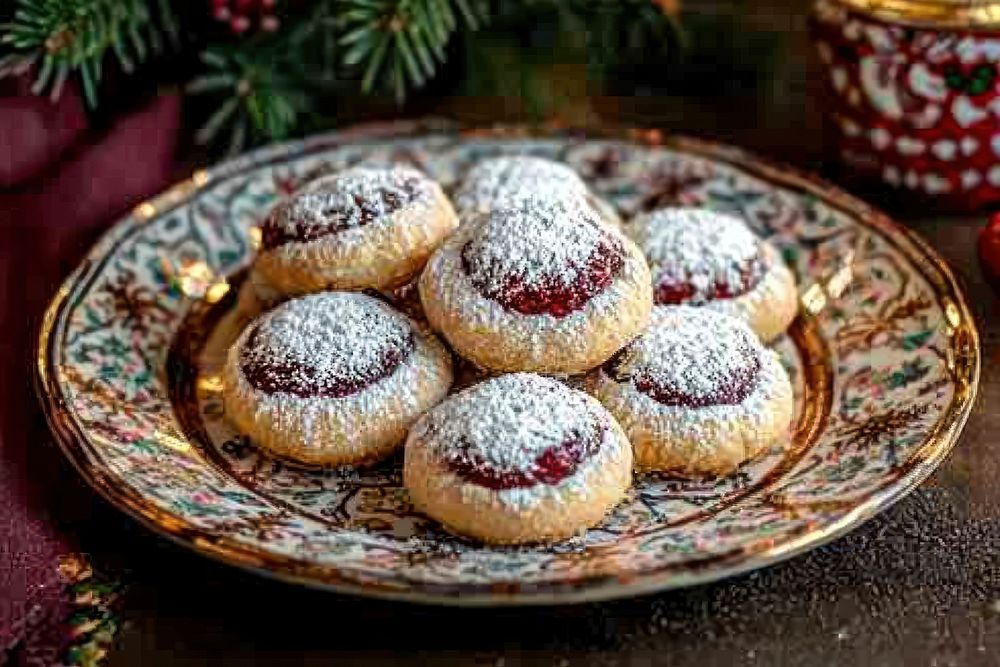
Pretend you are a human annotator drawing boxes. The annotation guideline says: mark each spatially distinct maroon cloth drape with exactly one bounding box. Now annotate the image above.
[0,78,181,663]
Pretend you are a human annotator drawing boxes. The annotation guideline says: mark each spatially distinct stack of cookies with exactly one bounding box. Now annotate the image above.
[223,155,798,544]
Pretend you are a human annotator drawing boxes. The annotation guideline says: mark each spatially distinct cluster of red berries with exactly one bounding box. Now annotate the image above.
[210,0,279,35]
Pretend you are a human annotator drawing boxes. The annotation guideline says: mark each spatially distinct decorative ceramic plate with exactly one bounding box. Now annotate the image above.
[36,121,979,605]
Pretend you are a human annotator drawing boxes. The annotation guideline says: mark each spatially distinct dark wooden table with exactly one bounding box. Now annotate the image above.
[31,1,997,664]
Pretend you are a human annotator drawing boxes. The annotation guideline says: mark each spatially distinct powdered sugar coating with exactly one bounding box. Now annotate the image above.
[625,207,767,305]
[239,292,413,397]
[460,198,623,314]
[225,292,454,461]
[410,373,628,509]
[419,210,652,373]
[603,306,761,407]
[262,166,434,249]
[252,166,458,297]
[590,306,794,473]
[453,156,590,217]
[417,373,603,475]
[594,349,791,472]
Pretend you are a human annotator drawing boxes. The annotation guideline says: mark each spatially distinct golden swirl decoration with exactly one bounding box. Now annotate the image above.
[834,0,1000,29]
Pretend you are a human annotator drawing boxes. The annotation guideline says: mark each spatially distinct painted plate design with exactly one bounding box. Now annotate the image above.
[36,122,979,604]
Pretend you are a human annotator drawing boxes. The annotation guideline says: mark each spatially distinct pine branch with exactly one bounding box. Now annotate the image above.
[338,0,488,102]
[188,40,312,153]
[0,0,175,107]
[188,0,358,154]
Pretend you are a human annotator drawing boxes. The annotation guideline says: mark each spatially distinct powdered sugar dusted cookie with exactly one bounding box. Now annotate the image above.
[588,306,794,475]
[419,197,652,374]
[623,207,798,342]
[404,373,632,544]
[223,291,452,466]
[453,155,622,228]
[253,166,458,298]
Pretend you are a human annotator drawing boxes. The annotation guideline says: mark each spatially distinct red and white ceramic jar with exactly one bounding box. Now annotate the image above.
[812,0,1000,211]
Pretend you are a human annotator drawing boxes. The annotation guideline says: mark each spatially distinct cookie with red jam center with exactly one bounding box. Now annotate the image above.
[459,203,625,317]
[419,197,652,374]
[623,207,799,343]
[252,165,458,298]
[261,168,430,249]
[588,306,795,475]
[404,373,633,544]
[223,291,452,466]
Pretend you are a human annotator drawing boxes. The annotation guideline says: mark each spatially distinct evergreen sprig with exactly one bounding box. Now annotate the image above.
[0,0,177,107]
[188,41,313,154]
[339,0,487,101]
[0,0,684,155]
[187,2,351,153]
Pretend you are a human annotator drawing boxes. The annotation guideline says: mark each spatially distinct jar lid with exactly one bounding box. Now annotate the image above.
[837,0,1000,29]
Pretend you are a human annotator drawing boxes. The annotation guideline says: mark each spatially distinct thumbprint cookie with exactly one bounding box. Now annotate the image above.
[223,291,453,466]
[588,306,794,476]
[623,207,798,342]
[419,197,652,374]
[404,373,632,544]
[453,155,622,228]
[253,166,458,297]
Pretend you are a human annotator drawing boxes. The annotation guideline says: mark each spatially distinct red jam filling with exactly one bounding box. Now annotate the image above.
[602,340,762,408]
[461,237,624,318]
[654,256,767,306]
[444,426,603,490]
[240,325,414,398]
[261,177,422,250]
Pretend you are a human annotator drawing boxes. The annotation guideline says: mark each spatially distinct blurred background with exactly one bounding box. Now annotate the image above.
[0,0,818,166]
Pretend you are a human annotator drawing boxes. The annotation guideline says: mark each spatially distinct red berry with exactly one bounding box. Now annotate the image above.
[978,213,1000,291]
[230,15,251,33]
[213,0,281,35]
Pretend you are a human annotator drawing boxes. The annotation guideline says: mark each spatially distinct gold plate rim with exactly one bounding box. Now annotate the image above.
[829,0,1000,30]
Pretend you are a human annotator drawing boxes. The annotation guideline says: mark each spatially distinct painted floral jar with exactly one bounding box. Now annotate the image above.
[811,0,1000,211]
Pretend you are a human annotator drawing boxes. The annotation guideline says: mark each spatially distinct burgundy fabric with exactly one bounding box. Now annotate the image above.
[0,81,181,661]
[0,77,88,188]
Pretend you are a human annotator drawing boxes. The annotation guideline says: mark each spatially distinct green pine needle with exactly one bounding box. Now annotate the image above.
[188,1,348,153]
[189,43,313,154]
[0,0,682,154]
[337,0,488,102]
[0,0,176,107]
